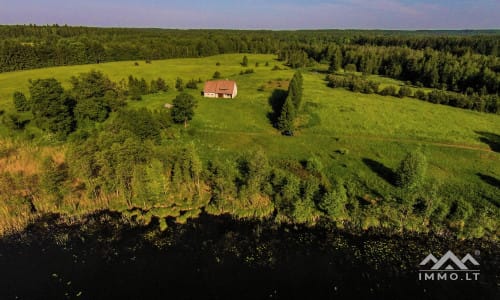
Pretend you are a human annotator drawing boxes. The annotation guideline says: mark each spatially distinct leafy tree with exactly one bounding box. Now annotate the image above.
[171,93,197,128]
[318,180,348,219]
[128,75,144,100]
[13,91,30,112]
[71,70,116,99]
[110,109,162,143]
[29,78,74,138]
[396,150,428,190]
[74,98,109,123]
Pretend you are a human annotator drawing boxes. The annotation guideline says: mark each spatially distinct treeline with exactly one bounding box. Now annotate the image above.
[312,45,500,95]
[326,74,500,113]
[1,25,499,73]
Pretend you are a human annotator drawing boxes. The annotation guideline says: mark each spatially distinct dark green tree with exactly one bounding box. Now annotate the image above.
[328,46,343,72]
[155,77,168,92]
[277,96,296,133]
[29,78,74,138]
[171,93,197,128]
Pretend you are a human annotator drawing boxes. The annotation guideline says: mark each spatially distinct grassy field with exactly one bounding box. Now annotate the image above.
[0,53,499,202]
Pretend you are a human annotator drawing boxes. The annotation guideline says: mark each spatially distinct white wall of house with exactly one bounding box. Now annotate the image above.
[232,84,238,98]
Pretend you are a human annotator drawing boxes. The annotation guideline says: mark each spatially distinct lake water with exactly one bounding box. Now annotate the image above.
[0,211,498,299]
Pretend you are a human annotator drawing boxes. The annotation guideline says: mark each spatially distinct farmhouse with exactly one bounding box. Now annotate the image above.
[203,80,237,99]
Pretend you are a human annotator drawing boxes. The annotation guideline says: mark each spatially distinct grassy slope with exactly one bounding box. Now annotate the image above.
[0,54,498,201]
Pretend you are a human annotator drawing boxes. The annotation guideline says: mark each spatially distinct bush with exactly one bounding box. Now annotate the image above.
[305,156,323,174]
[185,79,198,89]
[396,150,427,190]
[213,71,221,79]
[414,90,427,100]
[398,86,413,98]
[379,85,397,96]
[239,69,254,75]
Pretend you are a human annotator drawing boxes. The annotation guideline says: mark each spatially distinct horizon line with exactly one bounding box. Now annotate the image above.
[1,23,500,32]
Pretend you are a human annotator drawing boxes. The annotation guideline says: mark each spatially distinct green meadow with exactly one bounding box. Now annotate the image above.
[0,53,499,204]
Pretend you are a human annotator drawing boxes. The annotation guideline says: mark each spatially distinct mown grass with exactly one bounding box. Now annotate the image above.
[0,54,499,211]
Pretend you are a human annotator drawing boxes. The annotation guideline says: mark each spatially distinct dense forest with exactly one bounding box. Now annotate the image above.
[1,26,499,108]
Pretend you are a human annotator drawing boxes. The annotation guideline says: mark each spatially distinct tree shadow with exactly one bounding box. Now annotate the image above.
[477,173,500,189]
[475,131,500,152]
[362,158,397,186]
[267,89,287,128]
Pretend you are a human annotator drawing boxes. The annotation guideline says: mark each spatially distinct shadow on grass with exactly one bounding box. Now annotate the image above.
[267,89,287,128]
[477,173,500,189]
[475,131,500,152]
[362,158,397,186]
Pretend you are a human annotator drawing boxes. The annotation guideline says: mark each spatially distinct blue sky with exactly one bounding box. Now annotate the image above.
[0,0,498,29]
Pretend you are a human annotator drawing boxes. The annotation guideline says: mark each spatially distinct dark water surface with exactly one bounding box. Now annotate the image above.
[0,211,498,299]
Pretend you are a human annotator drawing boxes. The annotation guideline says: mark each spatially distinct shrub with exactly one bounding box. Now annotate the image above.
[396,150,427,190]
[213,71,221,79]
[414,89,427,100]
[398,86,413,98]
[185,79,198,89]
[379,85,397,96]
[239,69,254,75]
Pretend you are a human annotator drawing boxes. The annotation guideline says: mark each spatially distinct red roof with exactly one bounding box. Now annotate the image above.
[203,80,236,94]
